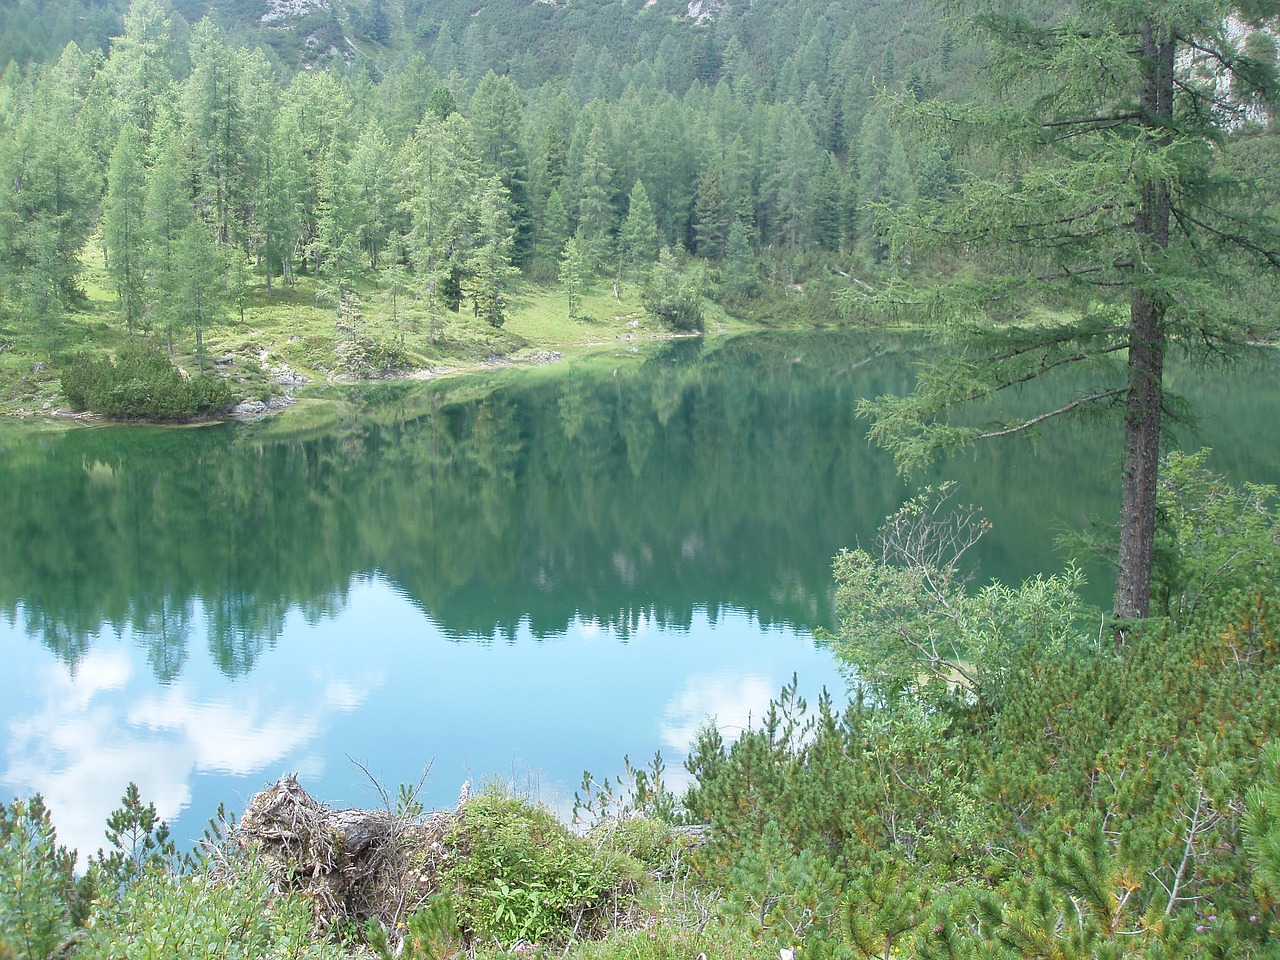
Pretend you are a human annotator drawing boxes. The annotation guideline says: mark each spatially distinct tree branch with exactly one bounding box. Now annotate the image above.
[973,388,1127,440]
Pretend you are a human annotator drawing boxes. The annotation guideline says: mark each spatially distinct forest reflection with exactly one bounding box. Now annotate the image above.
[3,331,1275,683]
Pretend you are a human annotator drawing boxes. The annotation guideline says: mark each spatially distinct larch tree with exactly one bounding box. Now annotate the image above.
[860,0,1280,625]
[539,187,571,264]
[560,231,589,320]
[173,220,224,373]
[103,0,172,139]
[470,72,532,262]
[103,124,148,334]
[0,53,99,326]
[144,120,197,353]
[576,124,616,268]
[466,180,519,328]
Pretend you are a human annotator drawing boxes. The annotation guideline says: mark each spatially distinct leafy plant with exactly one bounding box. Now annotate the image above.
[642,248,705,332]
[77,862,351,960]
[574,752,681,828]
[826,483,1091,709]
[443,786,640,948]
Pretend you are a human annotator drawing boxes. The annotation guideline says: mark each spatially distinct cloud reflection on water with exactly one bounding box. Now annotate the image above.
[2,579,842,863]
[3,619,379,862]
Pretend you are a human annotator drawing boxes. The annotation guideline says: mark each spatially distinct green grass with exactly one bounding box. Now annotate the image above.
[0,251,809,419]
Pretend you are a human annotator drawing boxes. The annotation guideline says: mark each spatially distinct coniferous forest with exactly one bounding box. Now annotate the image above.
[4,1,1280,959]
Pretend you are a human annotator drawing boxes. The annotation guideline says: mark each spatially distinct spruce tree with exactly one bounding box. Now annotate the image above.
[619,180,659,277]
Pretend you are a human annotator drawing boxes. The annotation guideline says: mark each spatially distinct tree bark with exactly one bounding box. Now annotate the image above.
[1113,24,1174,623]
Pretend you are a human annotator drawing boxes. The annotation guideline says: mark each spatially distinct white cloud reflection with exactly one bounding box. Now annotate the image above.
[660,672,777,754]
[3,641,380,862]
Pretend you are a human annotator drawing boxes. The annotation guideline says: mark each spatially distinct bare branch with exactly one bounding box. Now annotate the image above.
[973,387,1127,440]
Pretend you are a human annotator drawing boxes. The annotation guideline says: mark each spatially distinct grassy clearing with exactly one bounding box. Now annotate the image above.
[0,252,737,419]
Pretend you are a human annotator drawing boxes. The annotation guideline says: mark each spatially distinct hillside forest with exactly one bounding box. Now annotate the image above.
[0,0,1083,405]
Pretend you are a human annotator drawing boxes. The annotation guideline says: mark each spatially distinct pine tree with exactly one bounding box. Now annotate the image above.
[89,782,177,890]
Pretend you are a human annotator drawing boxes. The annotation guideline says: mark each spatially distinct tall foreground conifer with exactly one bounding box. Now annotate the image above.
[861,0,1280,622]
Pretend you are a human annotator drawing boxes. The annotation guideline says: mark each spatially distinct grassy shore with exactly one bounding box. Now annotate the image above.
[0,241,766,420]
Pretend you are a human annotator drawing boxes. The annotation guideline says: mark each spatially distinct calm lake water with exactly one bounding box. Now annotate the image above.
[2,331,1277,858]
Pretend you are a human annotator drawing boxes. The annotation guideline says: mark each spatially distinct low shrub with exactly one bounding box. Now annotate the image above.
[77,864,351,960]
[0,797,87,960]
[443,787,641,948]
[60,346,235,420]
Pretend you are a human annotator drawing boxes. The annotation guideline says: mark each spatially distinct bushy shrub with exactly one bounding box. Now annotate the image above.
[77,863,351,960]
[642,249,705,333]
[336,330,409,377]
[60,346,235,420]
[567,923,780,960]
[443,787,641,948]
[0,797,86,960]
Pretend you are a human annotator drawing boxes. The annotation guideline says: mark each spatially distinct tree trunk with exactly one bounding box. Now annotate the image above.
[1113,24,1174,624]
[1115,289,1165,621]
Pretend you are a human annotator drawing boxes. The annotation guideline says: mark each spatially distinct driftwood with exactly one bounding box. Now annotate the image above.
[236,774,457,934]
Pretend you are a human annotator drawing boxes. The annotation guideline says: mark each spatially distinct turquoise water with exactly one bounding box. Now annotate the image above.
[2,332,1276,858]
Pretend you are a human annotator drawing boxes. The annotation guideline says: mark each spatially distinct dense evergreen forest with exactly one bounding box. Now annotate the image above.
[0,0,991,411]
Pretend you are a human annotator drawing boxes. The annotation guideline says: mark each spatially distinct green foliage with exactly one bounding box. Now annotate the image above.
[1245,742,1280,923]
[0,798,81,960]
[838,862,926,960]
[574,752,681,828]
[1154,449,1280,628]
[827,484,1091,708]
[368,895,461,960]
[855,0,1280,620]
[77,861,351,960]
[566,923,780,960]
[677,457,1280,956]
[442,786,640,948]
[642,248,705,333]
[59,345,236,420]
[88,782,178,893]
[337,328,409,377]
[559,233,590,321]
